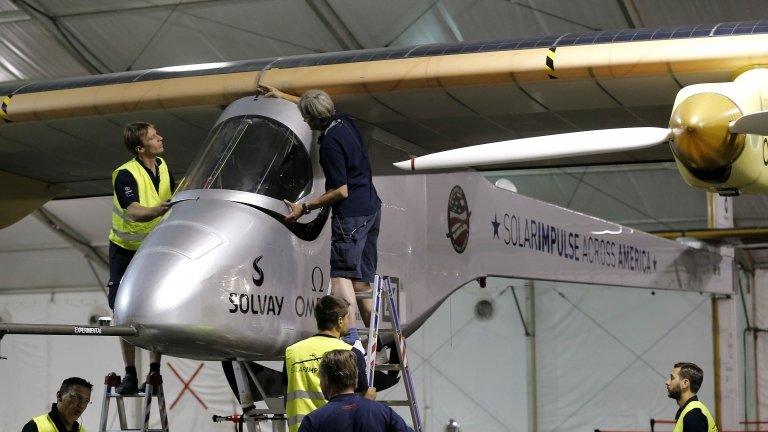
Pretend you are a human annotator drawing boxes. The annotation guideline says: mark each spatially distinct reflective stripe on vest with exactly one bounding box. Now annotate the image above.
[109,158,171,251]
[673,400,718,432]
[32,413,86,432]
[284,336,353,432]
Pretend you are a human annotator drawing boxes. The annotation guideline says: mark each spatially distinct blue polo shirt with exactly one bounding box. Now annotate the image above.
[318,114,381,218]
[297,393,411,432]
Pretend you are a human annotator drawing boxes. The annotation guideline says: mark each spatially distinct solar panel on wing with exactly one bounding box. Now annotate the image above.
[3,20,768,96]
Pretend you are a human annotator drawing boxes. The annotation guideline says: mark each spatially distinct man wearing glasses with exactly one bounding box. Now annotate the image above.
[21,377,92,432]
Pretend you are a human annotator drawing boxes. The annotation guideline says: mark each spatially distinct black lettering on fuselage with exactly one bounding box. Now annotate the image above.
[227,293,284,316]
[295,295,322,318]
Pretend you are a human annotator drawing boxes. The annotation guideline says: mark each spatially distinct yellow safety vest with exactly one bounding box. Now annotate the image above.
[32,412,85,432]
[109,158,171,250]
[673,400,718,432]
[285,335,354,432]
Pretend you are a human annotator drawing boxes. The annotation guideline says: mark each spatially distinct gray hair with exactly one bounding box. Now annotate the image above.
[298,89,335,121]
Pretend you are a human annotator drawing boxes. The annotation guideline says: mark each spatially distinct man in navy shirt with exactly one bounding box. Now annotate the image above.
[298,349,410,432]
[265,86,381,345]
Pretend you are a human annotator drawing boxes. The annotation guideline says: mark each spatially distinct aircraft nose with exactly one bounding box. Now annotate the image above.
[110,197,298,359]
[113,222,223,312]
[112,219,225,348]
[668,92,745,171]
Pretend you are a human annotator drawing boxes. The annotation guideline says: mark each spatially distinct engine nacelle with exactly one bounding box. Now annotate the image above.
[672,68,768,195]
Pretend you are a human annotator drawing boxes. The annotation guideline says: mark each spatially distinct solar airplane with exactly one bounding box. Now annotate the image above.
[0,19,755,385]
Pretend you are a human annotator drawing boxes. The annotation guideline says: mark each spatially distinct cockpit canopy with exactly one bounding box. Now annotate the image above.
[182,114,312,202]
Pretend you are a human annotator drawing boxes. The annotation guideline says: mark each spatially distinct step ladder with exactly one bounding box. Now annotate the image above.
[364,275,423,432]
[97,373,169,432]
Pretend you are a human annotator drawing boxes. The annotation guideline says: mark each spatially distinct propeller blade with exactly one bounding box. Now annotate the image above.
[729,110,768,135]
[394,127,673,171]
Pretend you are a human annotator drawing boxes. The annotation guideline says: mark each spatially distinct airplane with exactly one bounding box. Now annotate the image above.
[0,18,757,428]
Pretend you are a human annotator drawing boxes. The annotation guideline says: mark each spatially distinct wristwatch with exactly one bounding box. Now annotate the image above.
[301,203,311,215]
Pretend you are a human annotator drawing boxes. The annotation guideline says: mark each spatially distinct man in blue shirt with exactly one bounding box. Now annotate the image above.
[298,349,410,432]
[265,86,381,345]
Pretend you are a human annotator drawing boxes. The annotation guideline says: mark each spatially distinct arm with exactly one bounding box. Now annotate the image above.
[258,84,300,104]
[350,346,374,398]
[682,409,708,432]
[297,415,315,432]
[285,139,348,222]
[21,420,38,432]
[126,201,170,222]
[386,406,411,432]
[284,185,347,223]
[115,170,170,222]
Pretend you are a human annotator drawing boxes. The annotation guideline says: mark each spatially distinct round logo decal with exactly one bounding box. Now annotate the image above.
[446,185,471,253]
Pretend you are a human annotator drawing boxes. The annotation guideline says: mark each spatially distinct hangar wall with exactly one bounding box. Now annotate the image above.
[0,274,718,432]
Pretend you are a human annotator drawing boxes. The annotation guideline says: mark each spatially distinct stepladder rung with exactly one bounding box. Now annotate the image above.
[375,364,402,371]
[105,429,165,432]
[380,400,411,407]
[99,373,169,432]
[365,275,423,432]
[107,429,165,432]
[106,392,160,398]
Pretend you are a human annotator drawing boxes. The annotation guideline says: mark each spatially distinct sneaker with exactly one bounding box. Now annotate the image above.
[115,374,139,395]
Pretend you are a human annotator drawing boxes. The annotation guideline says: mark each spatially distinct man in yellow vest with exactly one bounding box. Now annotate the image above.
[665,362,718,432]
[21,377,92,432]
[283,296,374,432]
[108,122,175,394]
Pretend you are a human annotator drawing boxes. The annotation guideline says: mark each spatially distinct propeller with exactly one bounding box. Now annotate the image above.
[393,127,672,171]
[394,91,768,172]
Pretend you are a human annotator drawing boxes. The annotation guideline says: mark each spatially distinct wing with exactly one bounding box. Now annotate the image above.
[2,20,767,226]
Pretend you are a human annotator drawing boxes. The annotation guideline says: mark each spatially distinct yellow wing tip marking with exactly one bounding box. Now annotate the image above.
[0,94,12,122]
[545,46,558,79]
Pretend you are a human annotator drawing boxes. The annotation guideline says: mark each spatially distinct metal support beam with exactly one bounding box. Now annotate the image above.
[652,227,768,243]
[435,1,463,42]
[616,0,644,28]
[33,207,108,273]
[0,322,136,336]
[370,126,428,157]
[0,9,29,23]
[11,0,110,73]
[305,0,363,50]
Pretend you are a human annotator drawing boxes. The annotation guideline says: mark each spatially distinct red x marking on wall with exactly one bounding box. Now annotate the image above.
[167,362,207,410]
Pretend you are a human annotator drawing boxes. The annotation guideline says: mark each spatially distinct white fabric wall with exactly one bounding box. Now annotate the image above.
[0,279,716,432]
[536,281,714,432]
[380,279,530,432]
[0,290,239,432]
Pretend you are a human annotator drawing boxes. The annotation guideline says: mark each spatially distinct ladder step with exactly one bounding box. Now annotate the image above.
[375,364,402,371]
[106,429,165,432]
[106,392,160,398]
[380,400,411,407]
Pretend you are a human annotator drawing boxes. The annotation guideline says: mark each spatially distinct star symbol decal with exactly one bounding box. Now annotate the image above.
[491,214,500,239]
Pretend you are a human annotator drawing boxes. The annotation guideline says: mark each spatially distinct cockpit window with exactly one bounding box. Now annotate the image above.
[181,115,312,201]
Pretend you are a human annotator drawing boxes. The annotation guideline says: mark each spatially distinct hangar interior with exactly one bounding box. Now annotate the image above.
[0,1,767,431]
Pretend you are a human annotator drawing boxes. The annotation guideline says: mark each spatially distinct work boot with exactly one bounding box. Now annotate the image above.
[116,374,139,395]
[139,371,161,395]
